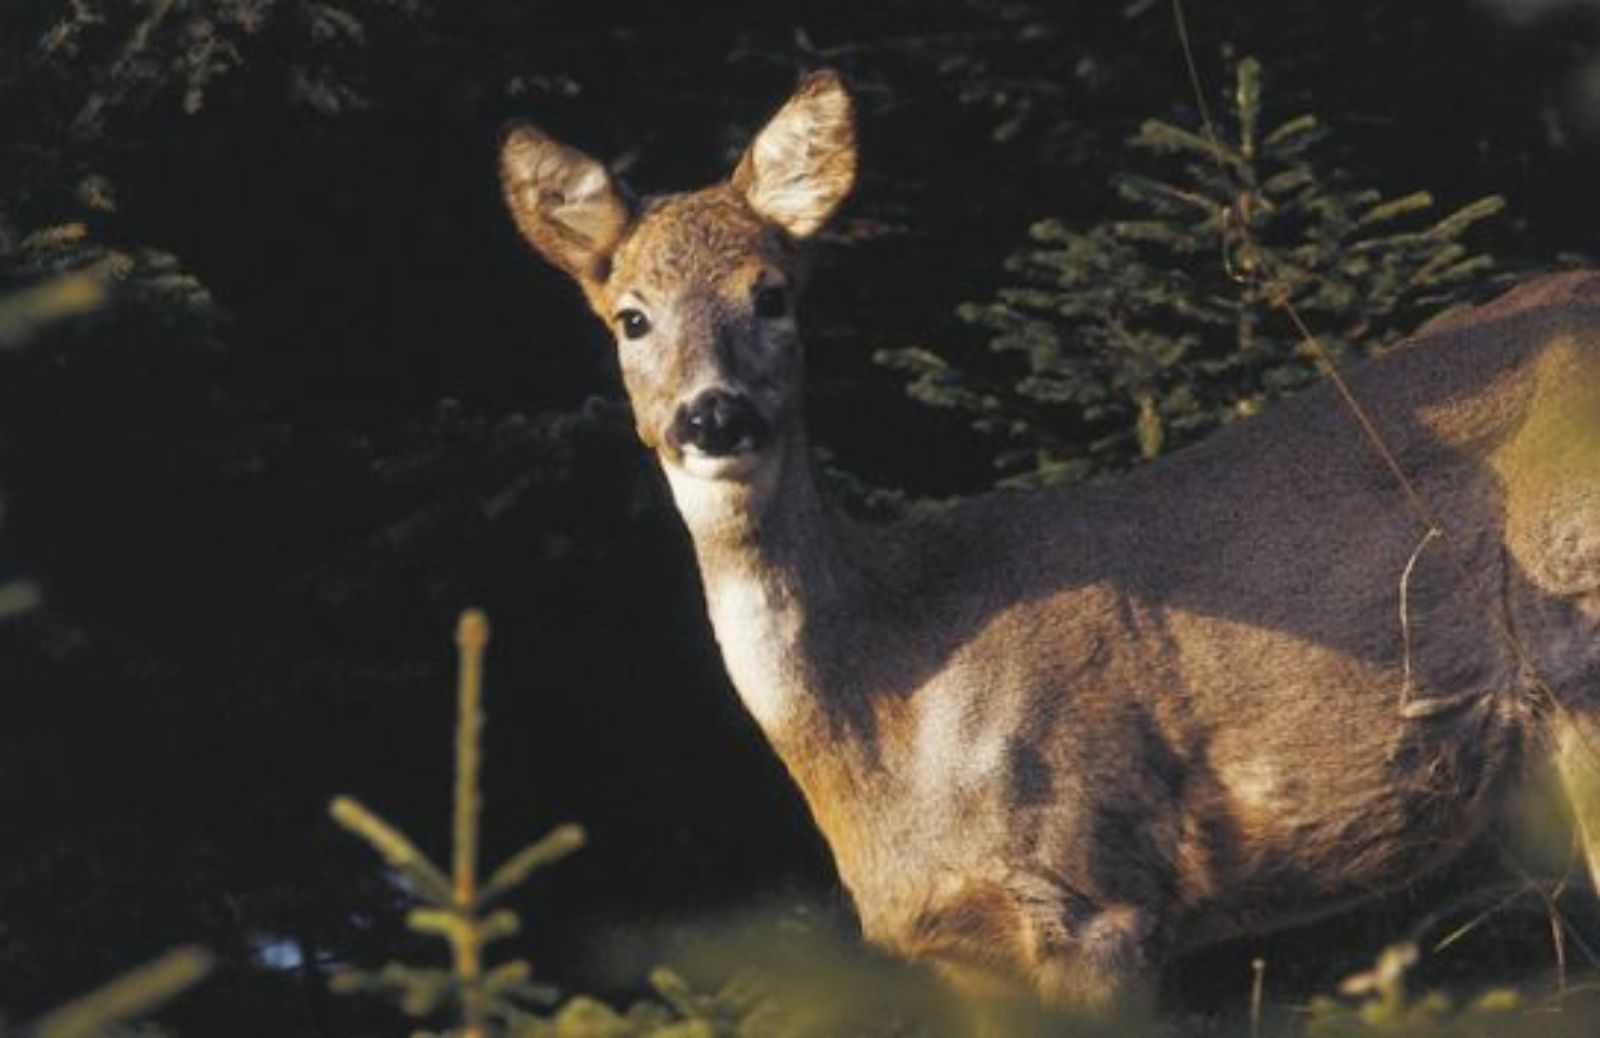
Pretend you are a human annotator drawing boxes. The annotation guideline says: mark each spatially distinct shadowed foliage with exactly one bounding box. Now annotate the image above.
[3,1,1600,1034]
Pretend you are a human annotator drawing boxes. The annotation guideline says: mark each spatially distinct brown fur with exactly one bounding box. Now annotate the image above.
[502,71,1600,1009]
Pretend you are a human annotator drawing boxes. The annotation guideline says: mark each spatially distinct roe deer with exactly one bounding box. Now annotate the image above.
[500,70,1600,1008]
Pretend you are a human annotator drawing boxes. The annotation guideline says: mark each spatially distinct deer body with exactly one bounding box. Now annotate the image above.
[674,311,1549,996]
[501,72,1600,1006]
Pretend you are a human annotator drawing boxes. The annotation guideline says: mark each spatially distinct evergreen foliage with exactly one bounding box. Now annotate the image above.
[0,212,221,355]
[330,611,585,1037]
[879,58,1514,487]
[0,1,443,358]
[1300,943,1564,1038]
[28,0,409,129]
[19,947,212,1038]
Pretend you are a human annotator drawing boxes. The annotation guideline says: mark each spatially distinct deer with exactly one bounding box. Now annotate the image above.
[499,69,1600,1010]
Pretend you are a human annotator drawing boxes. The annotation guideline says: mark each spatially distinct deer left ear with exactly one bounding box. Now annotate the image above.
[732,69,857,239]
[500,123,630,284]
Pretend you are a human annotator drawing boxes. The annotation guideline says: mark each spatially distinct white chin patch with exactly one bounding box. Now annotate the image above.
[676,448,765,481]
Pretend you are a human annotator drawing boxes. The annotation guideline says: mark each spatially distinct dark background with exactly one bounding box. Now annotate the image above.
[3,1,1600,1034]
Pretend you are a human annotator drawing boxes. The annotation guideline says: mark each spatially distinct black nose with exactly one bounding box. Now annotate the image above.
[672,390,770,457]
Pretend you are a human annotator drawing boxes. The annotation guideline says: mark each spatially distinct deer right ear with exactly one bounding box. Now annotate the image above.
[499,123,630,283]
[732,69,856,239]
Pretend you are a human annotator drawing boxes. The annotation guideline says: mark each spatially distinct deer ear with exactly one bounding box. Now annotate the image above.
[732,70,857,239]
[500,123,630,282]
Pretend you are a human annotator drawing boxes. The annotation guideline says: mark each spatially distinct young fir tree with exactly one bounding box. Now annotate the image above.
[329,611,586,1038]
[878,57,1511,487]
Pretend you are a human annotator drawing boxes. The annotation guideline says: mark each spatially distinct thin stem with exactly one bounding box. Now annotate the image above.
[452,610,490,1038]
[454,610,488,904]
[1249,957,1266,1038]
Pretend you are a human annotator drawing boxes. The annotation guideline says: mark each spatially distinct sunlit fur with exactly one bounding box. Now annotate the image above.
[504,72,1600,1012]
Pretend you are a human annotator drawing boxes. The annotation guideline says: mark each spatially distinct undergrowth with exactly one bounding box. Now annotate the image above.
[8,610,1600,1036]
[879,57,1518,487]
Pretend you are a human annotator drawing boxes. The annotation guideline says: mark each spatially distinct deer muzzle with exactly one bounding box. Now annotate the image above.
[671,389,772,463]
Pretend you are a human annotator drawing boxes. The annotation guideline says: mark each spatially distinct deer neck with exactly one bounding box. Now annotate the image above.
[663,436,927,920]
[661,432,860,746]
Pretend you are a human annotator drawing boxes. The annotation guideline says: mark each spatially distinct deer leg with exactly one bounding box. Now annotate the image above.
[933,907,1153,1038]
[920,876,1159,1021]
[1552,714,1600,896]
[1027,904,1155,1014]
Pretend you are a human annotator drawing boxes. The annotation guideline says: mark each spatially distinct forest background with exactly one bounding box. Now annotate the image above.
[5,1,1600,1034]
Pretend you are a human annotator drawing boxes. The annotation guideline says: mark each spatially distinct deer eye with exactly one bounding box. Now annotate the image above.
[754,285,789,320]
[616,308,651,340]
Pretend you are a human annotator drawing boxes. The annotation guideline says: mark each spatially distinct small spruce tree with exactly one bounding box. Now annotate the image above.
[878,57,1511,487]
[329,611,585,1037]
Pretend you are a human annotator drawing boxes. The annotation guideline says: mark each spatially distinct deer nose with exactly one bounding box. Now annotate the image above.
[672,390,770,457]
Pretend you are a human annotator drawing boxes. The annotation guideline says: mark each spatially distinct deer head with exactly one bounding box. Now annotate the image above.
[500,71,856,515]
